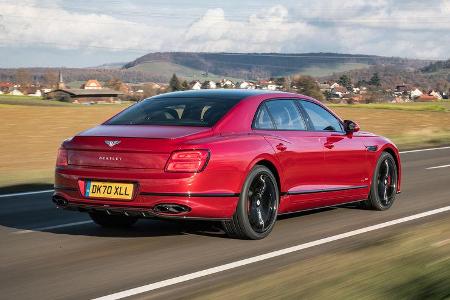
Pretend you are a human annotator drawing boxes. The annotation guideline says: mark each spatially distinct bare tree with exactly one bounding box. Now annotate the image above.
[16,69,32,87]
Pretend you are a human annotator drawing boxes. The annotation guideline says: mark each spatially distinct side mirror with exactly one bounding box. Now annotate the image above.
[344,120,360,133]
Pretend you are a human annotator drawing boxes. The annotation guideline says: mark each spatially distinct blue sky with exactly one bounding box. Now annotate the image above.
[0,0,449,67]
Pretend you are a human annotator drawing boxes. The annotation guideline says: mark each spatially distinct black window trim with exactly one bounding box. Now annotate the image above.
[297,99,345,134]
[252,98,308,131]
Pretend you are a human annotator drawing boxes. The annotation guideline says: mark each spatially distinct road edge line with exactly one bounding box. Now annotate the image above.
[93,205,450,300]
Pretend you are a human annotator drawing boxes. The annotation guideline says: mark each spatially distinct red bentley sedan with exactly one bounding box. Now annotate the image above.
[54,90,401,239]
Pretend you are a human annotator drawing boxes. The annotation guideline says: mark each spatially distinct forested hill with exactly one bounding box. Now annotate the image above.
[122,52,430,80]
[0,52,435,85]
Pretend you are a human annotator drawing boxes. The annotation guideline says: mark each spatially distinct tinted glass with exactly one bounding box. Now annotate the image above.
[106,97,241,127]
[300,101,343,132]
[265,100,306,130]
[254,105,275,129]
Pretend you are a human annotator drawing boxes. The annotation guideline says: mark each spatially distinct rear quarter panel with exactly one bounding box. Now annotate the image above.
[181,133,280,194]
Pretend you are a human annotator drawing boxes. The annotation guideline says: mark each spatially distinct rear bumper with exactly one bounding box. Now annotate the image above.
[53,189,238,220]
[53,193,237,220]
[54,166,240,219]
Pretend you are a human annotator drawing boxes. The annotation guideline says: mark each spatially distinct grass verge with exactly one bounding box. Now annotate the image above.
[329,101,450,112]
[189,218,450,300]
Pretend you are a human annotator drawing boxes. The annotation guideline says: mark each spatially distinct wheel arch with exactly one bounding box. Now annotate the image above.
[245,155,284,195]
[379,145,402,193]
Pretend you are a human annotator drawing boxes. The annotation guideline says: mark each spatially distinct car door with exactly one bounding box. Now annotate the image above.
[253,99,326,212]
[298,100,370,203]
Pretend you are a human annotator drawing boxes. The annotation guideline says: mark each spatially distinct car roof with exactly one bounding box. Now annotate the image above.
[150,89,293,101]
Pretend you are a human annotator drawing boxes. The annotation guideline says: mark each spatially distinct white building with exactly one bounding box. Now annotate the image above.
[29,90,42,97]
[410,88,423,99]
[202,81,216,89]
[9,89,24,96]
[239,81,255,89]
[429,90,443,100]
[190,81,202,90]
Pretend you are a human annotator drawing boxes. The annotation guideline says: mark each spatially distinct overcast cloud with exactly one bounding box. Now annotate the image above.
[0,0,449,67]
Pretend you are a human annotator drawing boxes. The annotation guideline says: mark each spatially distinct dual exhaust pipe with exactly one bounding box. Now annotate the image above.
[53,195,190,215]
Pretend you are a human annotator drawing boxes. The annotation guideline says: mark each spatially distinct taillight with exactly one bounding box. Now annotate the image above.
[56,148,68,167]
[165,150,210,173]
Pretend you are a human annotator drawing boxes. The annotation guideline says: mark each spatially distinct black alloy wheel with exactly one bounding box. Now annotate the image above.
[362,152,398,210]
[222,165,279,239]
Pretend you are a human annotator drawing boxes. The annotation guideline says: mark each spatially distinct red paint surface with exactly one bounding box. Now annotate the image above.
[55,91,401,219]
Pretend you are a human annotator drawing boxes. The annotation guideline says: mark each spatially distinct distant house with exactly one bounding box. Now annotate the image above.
[21,87,42,97]
[410,88,423,99]
[331,86,349,98]
[330,82,340,89]
[46,88,123,103]
[239,81,256,89]
[0,82,15,93]
[190,80,202,90]
[9,89,24,96]
[82,79,102,90]
[428,90,442,100]
[319,83,331,92]
[218,79,235,88]
[258,80,278,91]
[416,94,439,102]
[201,81,216,89]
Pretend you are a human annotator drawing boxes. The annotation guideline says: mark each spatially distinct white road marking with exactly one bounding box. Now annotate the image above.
[399,146,450,154]
[0,189,54,198]
[426,164,450,170]
[13,221,92,234]
[93,205,450,300]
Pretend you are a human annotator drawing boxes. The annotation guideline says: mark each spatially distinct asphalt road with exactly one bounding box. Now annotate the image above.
[1,147,449,300]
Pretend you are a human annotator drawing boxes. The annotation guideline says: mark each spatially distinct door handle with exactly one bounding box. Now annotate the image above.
[276,143,287,151]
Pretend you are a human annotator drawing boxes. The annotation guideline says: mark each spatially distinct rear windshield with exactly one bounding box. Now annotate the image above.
[105,97,241,127]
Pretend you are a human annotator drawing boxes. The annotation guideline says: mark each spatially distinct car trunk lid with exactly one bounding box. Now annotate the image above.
[65,125,212,169]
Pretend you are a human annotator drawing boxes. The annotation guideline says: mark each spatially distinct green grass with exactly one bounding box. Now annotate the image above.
[329,101,450,112]
[128,61,243,82]
[189,218,450,300]
[294,62,370,77]
[0,96,74,106]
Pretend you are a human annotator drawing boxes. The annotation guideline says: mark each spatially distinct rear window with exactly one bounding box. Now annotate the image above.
[105,97,241,127]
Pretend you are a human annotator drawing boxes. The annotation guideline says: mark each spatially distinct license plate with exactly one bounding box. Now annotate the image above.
[85,181,134,200]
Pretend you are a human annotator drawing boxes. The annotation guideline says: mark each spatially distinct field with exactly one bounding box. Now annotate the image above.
[189,218,450,299]
[127,61,243,82]
[0,101,449,188]
[294,62,370,77]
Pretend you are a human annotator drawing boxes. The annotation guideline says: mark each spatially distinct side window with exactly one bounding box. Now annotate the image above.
[265,100,307,130]
[254,104,275,129]
[300,101,343,132]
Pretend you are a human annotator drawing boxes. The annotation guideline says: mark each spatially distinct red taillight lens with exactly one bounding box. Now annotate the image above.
[56,148,68,167]
[165,150,210,173]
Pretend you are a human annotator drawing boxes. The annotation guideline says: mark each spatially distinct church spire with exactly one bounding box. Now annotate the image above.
[57,70,65,89]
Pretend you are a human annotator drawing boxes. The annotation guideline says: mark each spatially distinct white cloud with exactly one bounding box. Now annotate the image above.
[0,0,177,51]
[0,0,449,60]
[181,6,315,52]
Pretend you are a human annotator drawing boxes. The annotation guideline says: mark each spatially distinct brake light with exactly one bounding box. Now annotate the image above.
[56,148,68,167]
[165,150,210,173]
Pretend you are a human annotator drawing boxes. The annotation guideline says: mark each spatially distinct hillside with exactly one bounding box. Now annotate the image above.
[123,52,431,80]
[323,62,450,90]
[0,52,437,86]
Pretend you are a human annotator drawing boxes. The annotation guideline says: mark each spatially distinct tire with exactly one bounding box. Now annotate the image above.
[222,165,279,240]
[89,211,138,228]
[362,152,398,210]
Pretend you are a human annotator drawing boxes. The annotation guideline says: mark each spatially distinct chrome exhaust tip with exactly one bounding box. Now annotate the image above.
[52,195,68,207]
[153,203,191,215]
